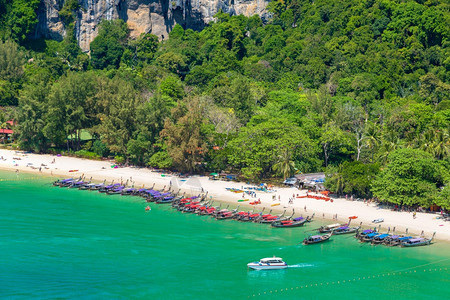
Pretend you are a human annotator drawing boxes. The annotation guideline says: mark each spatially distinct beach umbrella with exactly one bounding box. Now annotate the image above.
[349,216,358,219]
[210,173,218,176]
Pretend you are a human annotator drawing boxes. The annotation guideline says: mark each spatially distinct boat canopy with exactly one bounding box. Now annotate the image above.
[338,226,349,230]
[407,238,424,243]
[376,234,390,238]
[310,235,322,239]
[260,257,283,263]
[326,223,341,228]
[293,217,304,221]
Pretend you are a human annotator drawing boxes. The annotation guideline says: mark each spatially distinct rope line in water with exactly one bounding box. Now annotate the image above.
[248,266,449,298]
[0,177,44,182]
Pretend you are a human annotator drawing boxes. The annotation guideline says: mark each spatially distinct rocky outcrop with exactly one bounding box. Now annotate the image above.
[36,0,270,52]
[35,0,66,41]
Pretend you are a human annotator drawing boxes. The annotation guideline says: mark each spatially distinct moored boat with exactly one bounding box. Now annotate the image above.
[401,233,435,247]
[303,233,332,245]
[355,229,377,240]
[371,233,391,245]
[383,235,411,246]
[271,216,312,228]
[361,232,379,243]
[318,223,345,233]
[332,225,360,235]
[247,257,288,270]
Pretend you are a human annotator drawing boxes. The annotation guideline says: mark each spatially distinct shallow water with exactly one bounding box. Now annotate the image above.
[0,171,449,299]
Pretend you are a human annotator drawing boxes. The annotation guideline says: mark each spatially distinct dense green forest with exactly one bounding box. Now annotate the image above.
[0,0,448,208]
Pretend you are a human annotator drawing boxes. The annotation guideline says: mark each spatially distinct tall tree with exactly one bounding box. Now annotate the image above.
[95,77,140,160]
[371,148,444,207]
[161,96,210,173]
[90,20,129,69]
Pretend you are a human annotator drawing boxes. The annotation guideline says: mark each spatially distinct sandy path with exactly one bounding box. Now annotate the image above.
[1,148,448,241]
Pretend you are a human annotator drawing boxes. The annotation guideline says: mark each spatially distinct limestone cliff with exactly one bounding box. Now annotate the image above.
[36,0,270,52]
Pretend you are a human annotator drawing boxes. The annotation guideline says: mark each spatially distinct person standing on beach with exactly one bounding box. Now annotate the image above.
[413,212,417,219]
[304,205,307,212]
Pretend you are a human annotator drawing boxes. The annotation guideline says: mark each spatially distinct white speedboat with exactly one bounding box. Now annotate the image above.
[247,257,288,270]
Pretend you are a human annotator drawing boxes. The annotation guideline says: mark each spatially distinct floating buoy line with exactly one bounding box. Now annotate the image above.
[0,177,43,182]
[248,258,450,297]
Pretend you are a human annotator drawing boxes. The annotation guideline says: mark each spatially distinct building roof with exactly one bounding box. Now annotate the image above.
[0,129,13,134]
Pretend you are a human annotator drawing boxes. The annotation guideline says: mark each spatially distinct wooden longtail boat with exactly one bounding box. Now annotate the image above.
[216,207,240,220]
[371,233,391,245]
[303,233,332,245]
[332,225,361,235]
[271,215,312,228]
[401,233,435,247]
[318,223,347,233]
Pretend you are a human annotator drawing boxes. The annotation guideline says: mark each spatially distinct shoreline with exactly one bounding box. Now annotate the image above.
[1,148,449,242]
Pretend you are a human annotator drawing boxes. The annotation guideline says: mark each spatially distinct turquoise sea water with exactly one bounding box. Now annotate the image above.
[0,171,449,299]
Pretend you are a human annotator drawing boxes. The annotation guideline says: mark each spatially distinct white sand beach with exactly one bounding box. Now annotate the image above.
[1,148,449,241]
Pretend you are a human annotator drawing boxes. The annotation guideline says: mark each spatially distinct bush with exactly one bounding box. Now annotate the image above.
[74,150,100,159]
[92,140,109,157]
[148,151,173,169]
[114,155,125,164]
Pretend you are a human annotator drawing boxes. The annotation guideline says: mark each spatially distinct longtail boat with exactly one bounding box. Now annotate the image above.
[258,210,288,224]
[318,223,346,233]
[386,236,412,246]
[401,233,435,247]
[99,183,120,193]
[216,206,240,220]
[303,233,332,245]
[332,225,360,235]
[361,232,379,243]
[90,180,109,190]
[271,215,312,228]
[355,228,377,240]
[53,178,74,186]
[371,233,391,245]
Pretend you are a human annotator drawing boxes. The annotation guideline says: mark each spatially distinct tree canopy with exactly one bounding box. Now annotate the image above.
[0,0,448,209]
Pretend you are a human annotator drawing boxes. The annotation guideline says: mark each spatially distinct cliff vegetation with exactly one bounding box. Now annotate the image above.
[0,0,449,209]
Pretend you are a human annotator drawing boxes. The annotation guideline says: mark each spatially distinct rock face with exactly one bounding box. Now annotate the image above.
[36,0,270,52]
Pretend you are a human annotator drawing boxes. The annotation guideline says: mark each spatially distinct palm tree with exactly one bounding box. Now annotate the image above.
[365,121,380,162]
[431,129,449,160]
[415,128,435,154]
[272,149,295,180]
[377,129,401,164]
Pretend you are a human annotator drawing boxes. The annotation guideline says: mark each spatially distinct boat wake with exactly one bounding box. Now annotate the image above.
[288,263,314,268]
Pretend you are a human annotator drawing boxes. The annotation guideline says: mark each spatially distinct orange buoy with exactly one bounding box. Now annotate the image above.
[145,206,151,211]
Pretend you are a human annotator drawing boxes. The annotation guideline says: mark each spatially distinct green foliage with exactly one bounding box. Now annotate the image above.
[7,0,40,42]
[59,0,80,25]
[90,20,128,69]
[155,52,187,74]
[133,33,159,64]
[436,184,450,210]
[74,150,100,159]
[94,77,139,159]
[148,150,173,169]
[325,161,380,197]
[227,117,313,179]
[0,39,24,105]
[371,148,445,207]
[161,96,210,173]
[114,155,125,164]
[92,140,109,157]
[1,0,448,202]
